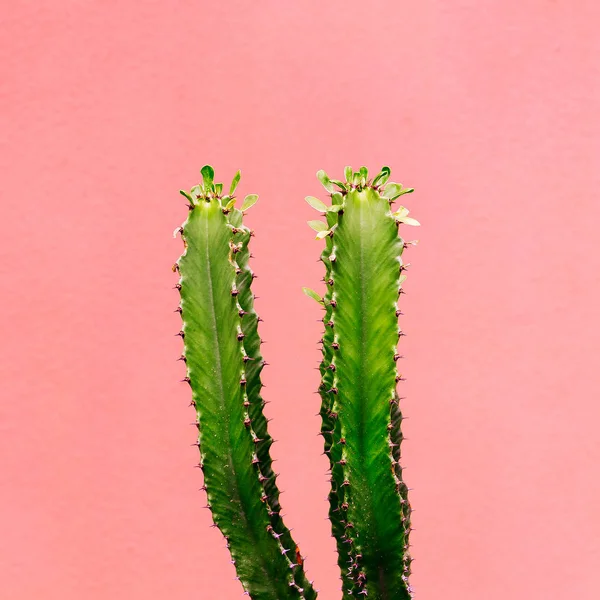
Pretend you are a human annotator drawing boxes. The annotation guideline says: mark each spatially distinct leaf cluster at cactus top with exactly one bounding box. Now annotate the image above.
[179,164,258,213]
[304,166,419,242]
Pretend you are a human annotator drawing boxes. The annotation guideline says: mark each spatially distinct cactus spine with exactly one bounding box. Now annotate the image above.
[305,166,419,599]
[174,166,316,600]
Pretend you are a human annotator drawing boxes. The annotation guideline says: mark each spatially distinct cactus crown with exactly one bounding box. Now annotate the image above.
[174,165,419,600]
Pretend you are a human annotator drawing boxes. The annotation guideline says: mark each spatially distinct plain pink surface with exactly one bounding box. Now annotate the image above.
[1,1,599,598]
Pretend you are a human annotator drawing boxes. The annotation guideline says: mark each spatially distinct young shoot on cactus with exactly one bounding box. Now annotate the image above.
[305,166,419,600]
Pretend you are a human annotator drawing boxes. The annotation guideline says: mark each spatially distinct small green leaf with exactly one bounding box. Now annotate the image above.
[331,192,344,205]
[315,229,331,239]
[308,220,327,232]
[225,198,236,211]
[397,216,420,226]
[317,170,335,193]
[305,196,328,212]
[241,194,259,211]
[330,179,346,191]
[180,190,194,202]
[214,183,223,196]
[359,166,368,180]
[228,209,243,227]
[201,165,215,188]
[344,166,353,182]
[382,183,403,199]
[352,172,360,186]
[388,186,415,200]
[230,170,241,195]
[327,204,343,213]
[190,184,202,196]
[393,206,410,219]
[372,166,391,186]
[303,287,323,304]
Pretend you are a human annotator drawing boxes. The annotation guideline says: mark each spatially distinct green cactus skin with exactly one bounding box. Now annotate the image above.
[306,167,419,600]
[175,166,317,600]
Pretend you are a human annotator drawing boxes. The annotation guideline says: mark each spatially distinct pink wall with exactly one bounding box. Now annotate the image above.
[1,1,599,598]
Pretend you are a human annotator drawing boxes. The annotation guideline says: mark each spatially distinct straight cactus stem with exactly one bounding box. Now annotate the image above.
[310,166,419,600]
[175,166,317,600]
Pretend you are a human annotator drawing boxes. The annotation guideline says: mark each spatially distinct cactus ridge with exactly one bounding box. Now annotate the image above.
[314,194,358,595]
[309,167,418,600]
[175,167,316,600]
[230,211,317,598]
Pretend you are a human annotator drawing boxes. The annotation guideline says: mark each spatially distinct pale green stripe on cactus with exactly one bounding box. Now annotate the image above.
[175,167,316,600]
[308,167,418,600]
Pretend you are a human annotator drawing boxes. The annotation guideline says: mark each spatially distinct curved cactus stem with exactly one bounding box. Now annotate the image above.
[175,168,317,600]
[311,168,418,600]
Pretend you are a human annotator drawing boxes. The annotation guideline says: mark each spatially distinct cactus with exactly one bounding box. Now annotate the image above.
[174,166,317,600]
[304,166,419,600]
[174,165,419,600]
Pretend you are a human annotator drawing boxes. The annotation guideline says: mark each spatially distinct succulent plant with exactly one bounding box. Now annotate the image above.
[303,166,419,599]
[174,166,316,599]
[174,165,419,600]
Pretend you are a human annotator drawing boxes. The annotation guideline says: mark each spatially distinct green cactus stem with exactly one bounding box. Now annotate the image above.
[305,166,419,600]
[175,166,317,600]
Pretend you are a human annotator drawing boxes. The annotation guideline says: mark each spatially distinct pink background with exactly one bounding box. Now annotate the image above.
[1,1,599,598]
